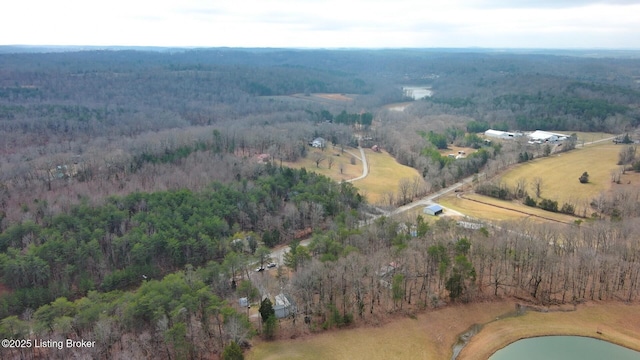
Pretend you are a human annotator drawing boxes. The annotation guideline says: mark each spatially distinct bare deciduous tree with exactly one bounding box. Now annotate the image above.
[515,177,528,199]
[532,177,543,198]
[398,178,412,205]
[311,153,326,168]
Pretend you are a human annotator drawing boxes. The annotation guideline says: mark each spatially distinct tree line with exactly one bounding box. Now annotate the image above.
[0,166,363,318]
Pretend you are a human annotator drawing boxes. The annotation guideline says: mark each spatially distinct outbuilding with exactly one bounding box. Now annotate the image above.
[527,130,568,143]
[423,204,444,216]
[484,129,521,140]
[273,293,296,319]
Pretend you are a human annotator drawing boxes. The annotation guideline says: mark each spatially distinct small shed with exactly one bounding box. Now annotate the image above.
[424,204,444,216]
[274,293,296,319]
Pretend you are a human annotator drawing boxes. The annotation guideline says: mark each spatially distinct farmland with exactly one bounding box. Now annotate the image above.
[1,48,640,360]
[283,146,421,205]
[499,139,628,215]
[351,148,422,205]
[248,301,514,360]
[281,145,364,183]
[248,301,640,360]
[439,193,579,224]
[433,134,639,225]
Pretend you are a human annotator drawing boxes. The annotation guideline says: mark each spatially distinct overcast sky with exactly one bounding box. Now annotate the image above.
[2,0,639,49]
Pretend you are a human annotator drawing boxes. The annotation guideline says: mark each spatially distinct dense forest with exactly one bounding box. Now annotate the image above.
[1,47,640,359]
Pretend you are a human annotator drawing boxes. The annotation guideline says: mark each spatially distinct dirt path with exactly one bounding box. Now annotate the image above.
[344,146,369,183]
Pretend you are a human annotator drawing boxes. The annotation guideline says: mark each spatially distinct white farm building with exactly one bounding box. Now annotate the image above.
[527,130,568,144]
[424,204,444,216]
[484,129,522,140]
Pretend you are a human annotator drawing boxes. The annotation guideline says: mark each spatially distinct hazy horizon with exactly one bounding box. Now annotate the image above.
[3,0,640,49]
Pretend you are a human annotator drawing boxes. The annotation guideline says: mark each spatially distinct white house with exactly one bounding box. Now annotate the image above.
[311,137,326,148]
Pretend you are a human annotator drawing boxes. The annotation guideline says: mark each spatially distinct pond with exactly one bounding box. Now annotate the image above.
[490,336,640,360]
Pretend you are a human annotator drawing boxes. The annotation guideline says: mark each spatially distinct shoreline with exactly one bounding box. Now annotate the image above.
[458,301,640,360]
[248,300,640,360]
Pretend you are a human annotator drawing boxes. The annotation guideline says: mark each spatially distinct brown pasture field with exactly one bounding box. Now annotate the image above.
[247,301,640,360]
[438,193,580,224]
[438,194,523,222]
[281,146,364,183]
[499,140,637,216]
[572,131,616,144]
[313,93,353,101]
[249,134,640,360]
[286,93,354,104]
[435,133,640,224]
[247,301,515,360]
[351,148,422,205]
[283,146,421,205]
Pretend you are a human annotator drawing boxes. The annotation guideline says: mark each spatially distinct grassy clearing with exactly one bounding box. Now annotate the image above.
[460,302,640,360]
[282,147,420,205]
[352,149,421,204]
[499,141,626,215]
[314,93,353,101]
[438,194,528,222]
[247,301,514,360]
[572,131,616,144]
[247,301,640,360]
[281,145,363,183]
[439,193,579,224]
[437,145,477,157]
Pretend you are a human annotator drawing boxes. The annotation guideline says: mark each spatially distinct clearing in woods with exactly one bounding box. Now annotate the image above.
[283,146,420,205]
[441,136,637,223]
[281,145,364,183]
[349,148,422,205]
[499,140,632,215]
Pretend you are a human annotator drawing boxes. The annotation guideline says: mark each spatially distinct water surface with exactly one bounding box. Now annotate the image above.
[490,336,640,360]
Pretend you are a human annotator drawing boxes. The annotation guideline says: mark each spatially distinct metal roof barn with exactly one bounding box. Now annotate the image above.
[424,204,444,216]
